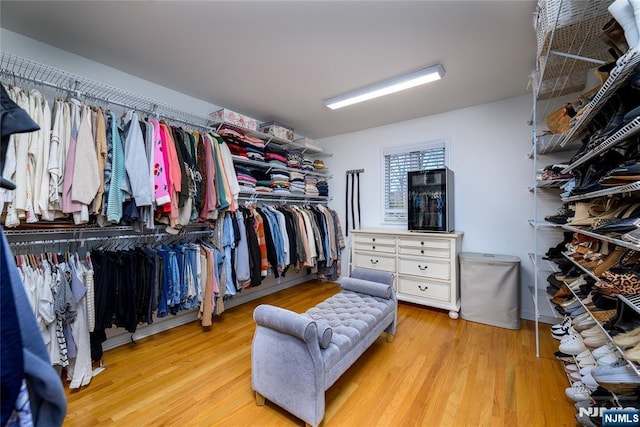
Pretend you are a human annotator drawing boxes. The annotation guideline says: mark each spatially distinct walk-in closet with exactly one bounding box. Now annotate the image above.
[4,1,640,426]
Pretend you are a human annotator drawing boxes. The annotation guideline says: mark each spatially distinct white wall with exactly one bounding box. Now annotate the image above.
[2,27,553,322]
[1,28,220,116]
[319,95,545,321]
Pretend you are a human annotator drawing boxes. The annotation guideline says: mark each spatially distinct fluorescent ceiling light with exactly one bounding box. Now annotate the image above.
[323,64,445,110]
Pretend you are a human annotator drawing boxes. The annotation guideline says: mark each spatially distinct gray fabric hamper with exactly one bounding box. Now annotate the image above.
[459,252,521,329]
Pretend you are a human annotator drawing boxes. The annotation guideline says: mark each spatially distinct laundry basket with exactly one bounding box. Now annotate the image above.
[459,252,521,330]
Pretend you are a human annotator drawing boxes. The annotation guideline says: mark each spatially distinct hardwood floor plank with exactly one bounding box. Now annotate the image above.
[62,281,575,426]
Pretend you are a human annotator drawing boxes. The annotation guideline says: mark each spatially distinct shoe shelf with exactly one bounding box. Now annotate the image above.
[562,224,640,252]
[618,295,640,316]
[528,285,562,321]
[561,251,599,282]
[528,219,566,228]
[565,287,640,378]
[529,178,571,191]
[533,133,584,156]
[562,180,640,202]
[529,252,561,273]
[231,155,331,179]
[559,49,640,149]
[212,121,324,155]
[561,116,640,174]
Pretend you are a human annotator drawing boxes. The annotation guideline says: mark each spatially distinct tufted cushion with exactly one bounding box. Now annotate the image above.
[304,291,394,368]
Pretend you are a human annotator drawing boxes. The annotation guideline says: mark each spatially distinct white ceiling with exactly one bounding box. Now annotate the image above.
[0,1,537,139]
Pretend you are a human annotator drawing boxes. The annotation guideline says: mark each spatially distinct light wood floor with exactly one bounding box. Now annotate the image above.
[63,281,576,426]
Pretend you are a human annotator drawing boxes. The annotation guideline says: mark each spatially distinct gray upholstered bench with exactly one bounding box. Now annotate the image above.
[251,268,397,427]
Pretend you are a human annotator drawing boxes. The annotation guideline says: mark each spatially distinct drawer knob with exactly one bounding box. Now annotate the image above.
[372,246,376,250]
[420,241,424,246]
[370,259,379,265]
[372,238,376,242]
[418,285,429,291]
[420,250,424,254]
[418,265,428,271]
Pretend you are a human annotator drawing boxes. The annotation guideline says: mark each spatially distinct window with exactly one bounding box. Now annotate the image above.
[383,141,447,222]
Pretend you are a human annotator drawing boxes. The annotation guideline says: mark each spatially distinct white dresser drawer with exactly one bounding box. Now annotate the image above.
[353,233,396,254]
[398,237,450,258]
[398,276,450,302]
[398,245,450,258]
[354,242,396,254]
[353,252,396,271]
[398,257,450,281]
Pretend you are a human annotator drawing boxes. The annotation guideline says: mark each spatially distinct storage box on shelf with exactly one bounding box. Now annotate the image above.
[210,108,258,131]
[259,120,294,142]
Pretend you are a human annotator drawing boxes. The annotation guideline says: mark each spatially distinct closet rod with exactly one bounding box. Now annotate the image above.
[0,51,213,131]
[7,230,213,247]
[238,195,330,205]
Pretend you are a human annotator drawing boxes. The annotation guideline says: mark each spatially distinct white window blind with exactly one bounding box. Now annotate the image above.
[383,143,446,222]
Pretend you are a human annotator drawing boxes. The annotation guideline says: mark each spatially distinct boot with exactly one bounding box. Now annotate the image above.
[601,18,630,58]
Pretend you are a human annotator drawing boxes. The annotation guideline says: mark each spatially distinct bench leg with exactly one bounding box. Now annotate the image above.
[255,391,266,406]
[386,333,394,343]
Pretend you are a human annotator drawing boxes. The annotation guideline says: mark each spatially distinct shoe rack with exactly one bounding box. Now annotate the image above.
[531,0,640,416]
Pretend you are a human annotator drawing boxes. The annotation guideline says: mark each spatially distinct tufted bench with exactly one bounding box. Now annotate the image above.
[251,268,396,427]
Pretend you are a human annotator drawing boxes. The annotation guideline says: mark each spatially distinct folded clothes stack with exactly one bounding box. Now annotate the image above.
[290,171,305,194]
[270,171,290,195]
[305,176,319,196]
[317,180,329,197]
[235,165,257,194]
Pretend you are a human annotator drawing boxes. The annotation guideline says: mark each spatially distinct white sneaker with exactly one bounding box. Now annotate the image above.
[553,326,576,340]
[596,353,621,365]
[577,355,597,369]
[575,350,592,361]
[552,316,572,332]
[565,364,579,373]
[565,383,592,402]
[569,371,582,382]
[561,332,582,344]
[579,365,594,376]
[591,342,617,359]
[581,373,599,390]
[559,335,588,355]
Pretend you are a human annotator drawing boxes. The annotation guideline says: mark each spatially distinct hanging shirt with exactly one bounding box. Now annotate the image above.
[71,104,100,206]
[122,111,153,207]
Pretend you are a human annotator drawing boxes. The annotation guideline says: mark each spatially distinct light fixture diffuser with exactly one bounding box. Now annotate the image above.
[323,64,445,110]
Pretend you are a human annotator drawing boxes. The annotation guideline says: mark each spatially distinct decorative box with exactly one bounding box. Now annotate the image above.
[210,108,258,131]
[259,121,294,142]
[294,137,323,153]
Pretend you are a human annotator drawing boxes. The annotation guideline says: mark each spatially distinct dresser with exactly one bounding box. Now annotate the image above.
[350,230,463,319]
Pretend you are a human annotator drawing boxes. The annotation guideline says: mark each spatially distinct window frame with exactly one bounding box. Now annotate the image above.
[381,139,449,224]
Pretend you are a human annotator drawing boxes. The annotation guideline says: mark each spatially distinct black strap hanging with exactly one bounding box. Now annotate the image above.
[345,173,350,236]
[356,172,361,230]
[345,169,364,235]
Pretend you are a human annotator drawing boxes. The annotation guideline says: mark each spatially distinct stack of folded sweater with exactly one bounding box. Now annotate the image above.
[244,135,265,161]
[305,176,319,196]
[235,165,257,193]
[316,180,329,197]
[265,145,288,168]
[271,171,291,195]
[254,170,273,193]
[290,171,305,194]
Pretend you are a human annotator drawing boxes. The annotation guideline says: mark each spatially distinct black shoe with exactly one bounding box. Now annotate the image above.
[554,351,575,362]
